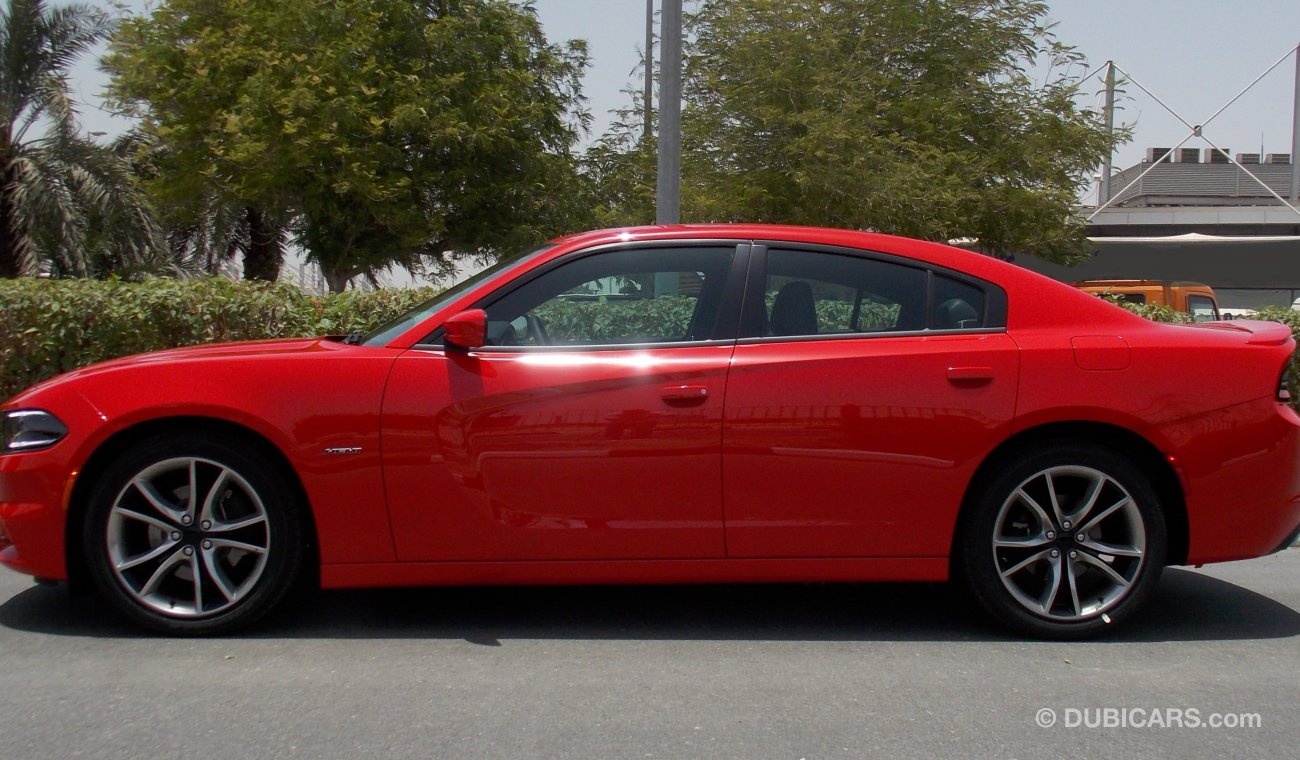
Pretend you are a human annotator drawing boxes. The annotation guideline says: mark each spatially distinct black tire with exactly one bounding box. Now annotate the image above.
[83,432,306,635]
[957,442,1167,639]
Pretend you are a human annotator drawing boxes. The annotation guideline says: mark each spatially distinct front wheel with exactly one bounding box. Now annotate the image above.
[83,433,306,635]
[957,444,1167,639]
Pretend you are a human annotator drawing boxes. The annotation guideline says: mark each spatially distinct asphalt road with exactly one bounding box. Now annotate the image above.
[0,550,1296,759]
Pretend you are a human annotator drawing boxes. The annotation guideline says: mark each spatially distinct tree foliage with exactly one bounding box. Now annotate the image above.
[591,0,1121,262]
[0,0,165,279]
[582,87,659,229]
[106,0,594,291]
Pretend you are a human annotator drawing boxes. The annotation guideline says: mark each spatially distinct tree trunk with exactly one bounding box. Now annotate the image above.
[322,267,355,293]
[0,163,26,278]
[242,207,283,281]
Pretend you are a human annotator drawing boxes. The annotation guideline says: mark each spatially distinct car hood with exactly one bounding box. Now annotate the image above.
[7,337,339,403]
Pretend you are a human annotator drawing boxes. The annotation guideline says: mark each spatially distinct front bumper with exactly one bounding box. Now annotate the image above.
[0,449,75,580]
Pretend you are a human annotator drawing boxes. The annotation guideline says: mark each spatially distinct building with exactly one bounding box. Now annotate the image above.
[1016,148,1300,310]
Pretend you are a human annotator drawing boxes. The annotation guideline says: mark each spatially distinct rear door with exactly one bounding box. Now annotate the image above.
[722,245,1020,559]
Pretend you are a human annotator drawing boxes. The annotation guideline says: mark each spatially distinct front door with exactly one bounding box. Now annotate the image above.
[382,243,744,562]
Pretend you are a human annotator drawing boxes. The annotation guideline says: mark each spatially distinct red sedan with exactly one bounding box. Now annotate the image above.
[2,225,1298,638]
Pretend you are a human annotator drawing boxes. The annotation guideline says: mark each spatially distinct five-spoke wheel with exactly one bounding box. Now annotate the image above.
[106,457,271,618]
[85,434,305,634]
[959,444,1167,639]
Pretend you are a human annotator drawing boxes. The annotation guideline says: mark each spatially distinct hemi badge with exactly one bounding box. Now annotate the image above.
[324,447,363,455]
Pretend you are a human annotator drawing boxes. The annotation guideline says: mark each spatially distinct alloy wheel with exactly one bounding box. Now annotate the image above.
[106,457,271,618]
[991,465,1146,621]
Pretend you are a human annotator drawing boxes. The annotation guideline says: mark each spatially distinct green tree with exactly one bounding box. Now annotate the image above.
[106,0,592,291]
[122,128,287,279]
[1,0,164,278]
[583,91,659,229]
[592,0,1121,262]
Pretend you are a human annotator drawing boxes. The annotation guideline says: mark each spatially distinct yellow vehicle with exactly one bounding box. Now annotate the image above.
[1073,280,1221,322]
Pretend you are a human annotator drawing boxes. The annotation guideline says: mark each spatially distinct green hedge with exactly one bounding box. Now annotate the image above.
[1,278,438,401]
[534,297,699,344]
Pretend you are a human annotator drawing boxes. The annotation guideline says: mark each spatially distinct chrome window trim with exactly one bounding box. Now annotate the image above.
[734,326,1008,346]
[412,337,739,354]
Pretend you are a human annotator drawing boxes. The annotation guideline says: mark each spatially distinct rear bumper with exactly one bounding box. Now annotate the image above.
[1169,399,1300,565]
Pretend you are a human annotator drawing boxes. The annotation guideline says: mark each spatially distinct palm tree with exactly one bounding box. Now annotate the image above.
[1,0,164,278]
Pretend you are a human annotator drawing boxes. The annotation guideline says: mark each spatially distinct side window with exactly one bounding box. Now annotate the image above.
[931,274,987,330]
[1187,295,1218,323]
[479,246,735,347]
[763,250,926,337]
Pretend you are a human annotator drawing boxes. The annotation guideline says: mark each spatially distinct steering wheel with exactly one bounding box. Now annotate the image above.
[525,314,550,346]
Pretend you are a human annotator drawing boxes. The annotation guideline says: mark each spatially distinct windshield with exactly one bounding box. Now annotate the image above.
[361,245,556,347]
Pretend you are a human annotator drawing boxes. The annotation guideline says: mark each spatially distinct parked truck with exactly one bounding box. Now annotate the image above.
[1073,280,1221,322]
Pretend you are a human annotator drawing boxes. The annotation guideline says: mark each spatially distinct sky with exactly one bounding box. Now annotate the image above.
[70,0,1300,204]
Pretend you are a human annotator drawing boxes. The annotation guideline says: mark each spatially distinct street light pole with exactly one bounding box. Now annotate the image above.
[1101,61,1116,205]
[1291,42,1299,202]
[643,0,654,145]
[656,0,682,225]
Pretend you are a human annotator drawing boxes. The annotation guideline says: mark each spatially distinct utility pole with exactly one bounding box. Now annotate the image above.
[643,0,654,144]
[1100,61,1116,206]
[656,0,682,225]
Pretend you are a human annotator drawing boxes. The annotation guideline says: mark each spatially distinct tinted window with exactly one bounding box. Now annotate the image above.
[479,246,736,347]
[763,250,926,337]
[931,274,987,330]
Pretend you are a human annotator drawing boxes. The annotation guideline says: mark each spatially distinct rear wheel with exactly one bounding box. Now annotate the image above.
[958,443,1167,639]
[83,433,305,635]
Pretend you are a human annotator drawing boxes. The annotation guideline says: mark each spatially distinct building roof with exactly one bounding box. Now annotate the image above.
[1107,162,1295,208]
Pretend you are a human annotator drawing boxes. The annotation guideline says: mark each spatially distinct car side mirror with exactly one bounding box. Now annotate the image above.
[443,309,487,350]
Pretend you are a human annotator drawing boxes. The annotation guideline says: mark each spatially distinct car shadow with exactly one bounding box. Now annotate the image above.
[0,567,1295,643]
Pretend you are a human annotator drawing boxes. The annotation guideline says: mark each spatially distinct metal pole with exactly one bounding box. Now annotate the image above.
[643,0,654,144]
[656,0,682,225]
[1100,61,1115,205]
[1291,43,1299,201]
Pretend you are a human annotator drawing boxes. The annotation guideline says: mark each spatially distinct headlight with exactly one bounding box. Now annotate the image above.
[1,409,69,453]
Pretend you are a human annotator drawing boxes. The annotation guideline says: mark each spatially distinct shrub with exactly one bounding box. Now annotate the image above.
[0,278,438,400]
[534,297,698,344]
[1103,295,1190,324]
